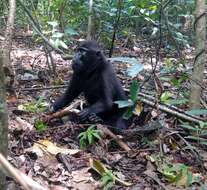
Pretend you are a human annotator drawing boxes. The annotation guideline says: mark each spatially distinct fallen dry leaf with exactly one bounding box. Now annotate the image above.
[26,140,80,157]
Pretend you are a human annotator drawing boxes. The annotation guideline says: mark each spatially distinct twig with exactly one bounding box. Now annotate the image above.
[0,153,48,190]
[15,84,68,92]
[97,125,131,152]
[43,100,81,123]
[138,93,204,124]
[17,82,205,124]
[43,101,131,152]
[123,88,205,123]
[175,133,201,162]
[201,98,207,109]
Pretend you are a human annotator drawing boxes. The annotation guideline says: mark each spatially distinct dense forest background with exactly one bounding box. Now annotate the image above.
[0,0,207,189]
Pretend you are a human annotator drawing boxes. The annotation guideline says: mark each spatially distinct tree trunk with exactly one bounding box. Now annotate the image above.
[109,0,122,57]
[189,0,206,108]
[0,0,16,189]
[58,1,66,33]
[2,0,16,92]
[0,50,8,190]
[87,0,93,40]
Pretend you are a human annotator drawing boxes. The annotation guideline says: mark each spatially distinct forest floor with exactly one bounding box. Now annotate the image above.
[5,31,207,190]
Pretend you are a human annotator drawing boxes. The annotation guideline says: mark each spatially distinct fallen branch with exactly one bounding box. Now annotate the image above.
[15,85,68,92]
[18,83,205,124]
[137,92,205,124]
[0,153,48,190]
[97,124,131,152]
[43,101,131,152]
[43,100,81,123]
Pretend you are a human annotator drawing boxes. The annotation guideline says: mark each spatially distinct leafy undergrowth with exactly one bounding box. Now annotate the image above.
[7,36,207,190]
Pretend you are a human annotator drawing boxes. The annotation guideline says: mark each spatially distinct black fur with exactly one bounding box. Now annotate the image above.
[53,41,127,129]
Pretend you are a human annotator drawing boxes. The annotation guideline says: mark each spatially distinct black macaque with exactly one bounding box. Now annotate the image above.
[52,41,128,129]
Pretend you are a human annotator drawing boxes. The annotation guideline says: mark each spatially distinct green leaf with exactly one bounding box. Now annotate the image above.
[79,139,86,149]
[123,107,134,119]
[129,80,139,102]
[78,125,101,148]
[114,100,134,108]
[167,99,188,105]
[52,32,63,38]
[88,132,93,145]
[171,78,180,86]
[108,57,140,65]
[200,141,207,146]
[185,136,207,142]
[47,21,58,27]
[127,63,144,77]
[34,120,47,131]
[198,121,207,129]
[93,132,101,140]
[59,41,68,49]
[78,132,85,138]
[18,98,48,113]
[55,39,61,47]
[88,125,95,131]
[148,5,157,11]
[180,124,197,131]
[186,109,207,116]
[49,38,55,45]
[64,27,79,35]
[160,92,172,104]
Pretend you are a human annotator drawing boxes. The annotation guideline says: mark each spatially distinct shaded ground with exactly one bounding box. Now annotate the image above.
[5,32,207,190]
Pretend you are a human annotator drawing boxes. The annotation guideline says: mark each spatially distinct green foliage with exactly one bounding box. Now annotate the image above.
[34,120,47,131]
[129,80,139,102]
[47,21,68,49]
[181,122,207,146]
[108,57,144,78]
[167,99,188,105]
[78,125,101,148]
[114,100,134,108]
[123,80,139,119]
[160,91,173,104]
[111,57,143,119]
[18,97,48,113]
[186,109,207,116]
[171,73,188,87]
[159,163,200,187]
[159,58,189,106]
[101,170,115,190]
[141,137,157,147]
[123,106,134,120]
[149,154,201,187]
[64,26,79,36]
[115,80,139,120]
[12,0,195,47]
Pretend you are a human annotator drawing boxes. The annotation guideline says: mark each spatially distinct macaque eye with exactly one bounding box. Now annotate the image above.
[78,46,88,52]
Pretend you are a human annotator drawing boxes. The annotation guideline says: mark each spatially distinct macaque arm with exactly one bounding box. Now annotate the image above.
[53,75,83,112]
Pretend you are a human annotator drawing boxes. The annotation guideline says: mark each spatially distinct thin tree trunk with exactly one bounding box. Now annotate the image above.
[87,0,93,40]
[189,0,206,108]
[2,0,16,91]
[109,0,122,57]
[0,0,16,189]
[0,0,16,190]
[58,1,66,33]
[0,51,8,190]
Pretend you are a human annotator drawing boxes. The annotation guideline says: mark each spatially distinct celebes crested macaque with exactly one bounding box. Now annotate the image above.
[52,41,128,129]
